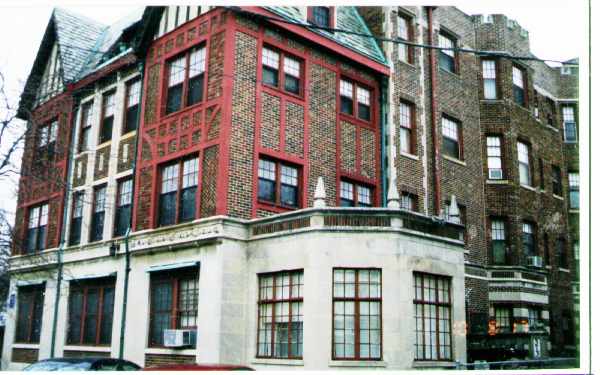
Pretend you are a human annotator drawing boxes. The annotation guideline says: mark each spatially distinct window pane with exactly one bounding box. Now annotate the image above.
[166,84,183,114]
[168,56,186,87]
[312,6,330,27]
[159,192,177,226]
[99,287,115,345]
[512,66,524,88]
[179,187,197,222]
[284,75,300,95]
[262,48,279,69]
[340,80,353,98]
[189,47,206,77]
[187,74,204,106]
[283,57,300,78]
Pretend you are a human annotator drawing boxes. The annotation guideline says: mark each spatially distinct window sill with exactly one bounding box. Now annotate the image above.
[329,360,387,368]
[442,155,466,166]
[97,140,111,149]
[486,179,509,185]
[257,201,299,214]
[558,267,570,273]
[252,358,304,366]
[63,345,111,352]
[480,99,502,103]
[339,112,375,128]
[120,130,136,139]
[564,140,578,144]
[413,360,457,368]
[520,184,537,192]
[400,151,419,160]
[569,209,580,214]
[145,347,197,355]
[546,125,559,133]
[262,82,305,101]
[12,343,40,349]
[553,194,564,201]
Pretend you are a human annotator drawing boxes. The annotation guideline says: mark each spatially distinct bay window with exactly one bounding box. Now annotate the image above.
[257,270,303,359]
[481,60,497,99]
[149,267,199,347]
[166,45,206,115]
[512,65,526,106]
[114,178,132,237]
[486,136,503,179]
[67,277,115,346]
[442,115,462,160]
[414,272,452,361]
[26,203,48,253]
[15,285,45,344]
[69,191,84,245]
[99,91,115,144]
[158,157,199,226]
[568,172,579,209]
[491,218,507,264]
[261,47,302,96]
[339,180,372,207]
[562,105,577,142]
[123,79,140,133]
[438,31,457,73]
[258,158,300,208]
[522,221,535,256]
[339,79,372,122]
[79,102,93,152]
[333,268,382,360]
[399,101,415,154]
[90,185,106,242]
[517,141,531,186]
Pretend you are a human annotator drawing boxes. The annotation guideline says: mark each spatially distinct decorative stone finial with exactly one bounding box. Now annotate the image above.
[448,195,460,224]
[313,176,327,208]
[387,178,400,209]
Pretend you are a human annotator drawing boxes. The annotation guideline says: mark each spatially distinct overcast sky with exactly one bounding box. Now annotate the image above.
[0,0,588,217]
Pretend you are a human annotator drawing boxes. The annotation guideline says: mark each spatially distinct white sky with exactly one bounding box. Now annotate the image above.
[0,0,589,217]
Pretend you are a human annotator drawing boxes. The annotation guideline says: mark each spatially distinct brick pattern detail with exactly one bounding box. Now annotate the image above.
[284,101,304,157]
[72,154,88,188]
[206,106,221,141]
[207,30,226,100]
[94,145,110,180]
[144,354,196,368]
[260,92,281,151]
[135,166,153,231]
[227,31,258,219]
[360,127,376,179]
[200,145,219,217]
[117,136,136,172]
[144,64,161,126]
[12,348,39,363]
[340,121,356,173]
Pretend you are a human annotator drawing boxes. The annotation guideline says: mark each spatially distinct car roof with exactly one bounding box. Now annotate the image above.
[39,357,133,363]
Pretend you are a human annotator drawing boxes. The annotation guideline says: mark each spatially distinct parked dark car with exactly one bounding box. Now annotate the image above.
[23,358,141,371]
[144,364,254,371]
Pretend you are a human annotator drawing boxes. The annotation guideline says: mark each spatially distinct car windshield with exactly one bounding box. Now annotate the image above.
[24,361,93,371]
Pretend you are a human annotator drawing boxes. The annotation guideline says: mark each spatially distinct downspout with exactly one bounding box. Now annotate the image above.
[379,76,388,206]
[426,6,442,216]
[118,61,144,359]
[50,97,78,357]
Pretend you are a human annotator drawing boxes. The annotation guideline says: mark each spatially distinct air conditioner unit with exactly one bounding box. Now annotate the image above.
[489,169,503,180]
[164,329,197,348]
[527,256,543,268]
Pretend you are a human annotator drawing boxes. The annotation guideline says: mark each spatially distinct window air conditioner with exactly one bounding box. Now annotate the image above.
[489,169,503,180]
[164,329,197,348]
[527,255,543,268]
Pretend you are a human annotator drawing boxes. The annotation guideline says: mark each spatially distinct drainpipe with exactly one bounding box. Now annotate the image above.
[379,75,388,206]
[50,98,79,357]
[118,61,144,359]
[426,6,442,216]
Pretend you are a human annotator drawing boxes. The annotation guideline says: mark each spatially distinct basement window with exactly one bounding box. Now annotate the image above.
[258,158,300,208]
[15,285,45,344]
[90,185,106,242]
[25,203,49,254]
[67,277,116,346]
[158,157,199,227]
[149,267,199,347]
[257,270,304,359]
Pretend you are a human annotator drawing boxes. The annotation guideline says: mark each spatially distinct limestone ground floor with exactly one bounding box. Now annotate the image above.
[2,208,467,370]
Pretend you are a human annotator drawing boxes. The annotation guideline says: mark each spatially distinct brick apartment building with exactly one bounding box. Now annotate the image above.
[2,6,578,370]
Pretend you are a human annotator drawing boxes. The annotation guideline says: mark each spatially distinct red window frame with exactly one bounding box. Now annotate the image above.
[413,272,453,361]
[332,268,382,361]
[257,157,302,210]
[157,155,199,227]
[66,277,116,346]
[163,43,207,117]
[260,45,304,98]
[339,77,374,125]
[338,179,374,207]
[148,267,199,348]
[256,270,304,359]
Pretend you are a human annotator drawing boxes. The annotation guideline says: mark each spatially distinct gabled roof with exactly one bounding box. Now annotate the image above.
[261,7,387,66]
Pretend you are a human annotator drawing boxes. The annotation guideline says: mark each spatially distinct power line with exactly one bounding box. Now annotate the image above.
[224,6,577,67]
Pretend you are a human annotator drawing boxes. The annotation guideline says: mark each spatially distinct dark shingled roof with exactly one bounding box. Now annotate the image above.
[263,6,387,66]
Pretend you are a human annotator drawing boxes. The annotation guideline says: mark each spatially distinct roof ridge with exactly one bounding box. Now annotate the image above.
[52,7,107,30]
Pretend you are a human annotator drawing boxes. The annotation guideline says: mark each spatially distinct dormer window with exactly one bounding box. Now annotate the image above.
[308,7,332,28]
